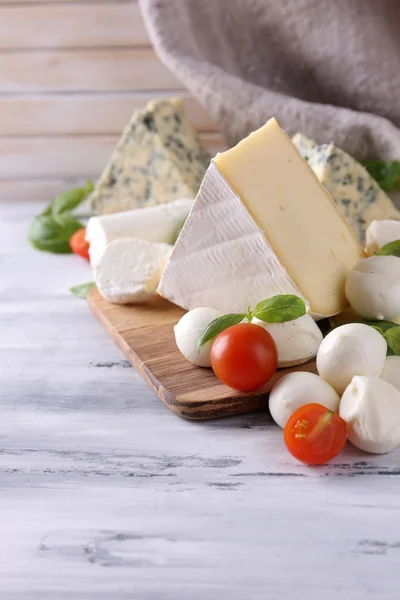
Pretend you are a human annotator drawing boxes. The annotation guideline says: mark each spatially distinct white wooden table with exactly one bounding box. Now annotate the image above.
[2,199,400,599]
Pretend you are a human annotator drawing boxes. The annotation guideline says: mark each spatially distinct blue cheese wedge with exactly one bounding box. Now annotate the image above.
[89,99,211,215]
[292,134,400,243]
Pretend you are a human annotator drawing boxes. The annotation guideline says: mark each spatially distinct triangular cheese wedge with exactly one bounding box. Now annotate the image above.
[89,99,211,215]
[158,118,365,318]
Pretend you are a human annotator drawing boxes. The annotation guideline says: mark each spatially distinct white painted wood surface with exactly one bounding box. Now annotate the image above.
[3,200,400,599]
[0,0,221,202]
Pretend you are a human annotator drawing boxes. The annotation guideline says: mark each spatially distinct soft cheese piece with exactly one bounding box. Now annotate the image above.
[158,162,309,314]
[252,314,322,368]
[292,135,400,243]
[339,376,400,454]
[366,220,400,255]
[159,119,364,317]
[95,238,172,304]
[86,199,192,267]
[88,99,211,215]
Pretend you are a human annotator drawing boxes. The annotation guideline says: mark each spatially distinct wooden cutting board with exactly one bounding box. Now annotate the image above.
[88,288,318,420]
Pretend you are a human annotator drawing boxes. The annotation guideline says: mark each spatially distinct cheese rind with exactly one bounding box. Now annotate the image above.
[292,135,400,243]
[95,238,172,304]
[88,99,211,215]
[86,199,192,267]
[157,162,309,314]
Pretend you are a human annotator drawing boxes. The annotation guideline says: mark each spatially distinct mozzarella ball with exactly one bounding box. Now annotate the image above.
[380,356,400,392]
[345,256,400,321]
[252,314,323,368]
[269,371,340,428]
[339,376,400,454]
[366,220,400,256]
[316,323,387,395]
[174,307,222,367]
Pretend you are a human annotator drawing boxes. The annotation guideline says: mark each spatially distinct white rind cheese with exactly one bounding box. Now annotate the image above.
[95,238,172,304]
[86,199,192,267]
[157,162,309,314]
[88,99,211,215]
[159,118,363,318]
[292,134,400,243]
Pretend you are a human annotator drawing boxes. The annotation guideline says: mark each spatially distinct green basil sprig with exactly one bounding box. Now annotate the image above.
[362,160,400,192]
[28,180,94,254]
[70,282,96,299]
[197,294,306,350]
[28,213,84,254]
[253,294,306,323]
[376,239,400,258]
[196,313,245,351]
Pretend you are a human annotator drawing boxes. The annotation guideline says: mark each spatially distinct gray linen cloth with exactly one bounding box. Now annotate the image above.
[139,0,400,160]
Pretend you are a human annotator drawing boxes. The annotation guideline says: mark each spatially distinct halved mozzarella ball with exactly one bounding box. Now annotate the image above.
[269,371,340,428]
[174,307,222,367]
[339,376,400,454]
[316,323,387,395]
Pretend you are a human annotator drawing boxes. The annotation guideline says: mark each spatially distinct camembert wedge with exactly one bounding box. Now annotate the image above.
[158,118,365,318]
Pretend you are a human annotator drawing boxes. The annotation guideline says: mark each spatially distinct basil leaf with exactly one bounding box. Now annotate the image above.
[376,239,400,258]
[384,327,400,355]
[196,313,245,351]
[39,179,94,218]
[359,319,399,333]
[28,214,83,254]
[70,282,96,299]
[362,161,400,192]
[254,294,306,323]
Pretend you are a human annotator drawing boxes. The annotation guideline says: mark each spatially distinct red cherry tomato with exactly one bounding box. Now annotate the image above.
[210,323,277,392]
[70,227,90,260]
[284,403,347,465]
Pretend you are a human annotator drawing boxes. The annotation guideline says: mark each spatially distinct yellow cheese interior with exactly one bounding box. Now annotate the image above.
[214,118,365,317]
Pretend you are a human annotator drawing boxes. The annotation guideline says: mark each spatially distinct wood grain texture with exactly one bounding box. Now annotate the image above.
[3,199,400,600]
[0,93,217,135]
[0,2,146,49]
[0,133,224,178]
[0,48,180,93]
[88,288,318,420]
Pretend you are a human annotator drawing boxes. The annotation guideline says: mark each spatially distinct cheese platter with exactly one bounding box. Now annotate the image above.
[27,96,400,465]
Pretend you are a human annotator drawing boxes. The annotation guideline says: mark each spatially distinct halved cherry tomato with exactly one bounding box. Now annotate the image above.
[210,323,278,392]
[284,403,347,465]
[70,227,90,260]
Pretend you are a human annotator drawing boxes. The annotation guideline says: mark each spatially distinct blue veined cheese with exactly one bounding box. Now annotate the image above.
[292,134,400,243]
[89,99,211,215]
[291,133,318,161]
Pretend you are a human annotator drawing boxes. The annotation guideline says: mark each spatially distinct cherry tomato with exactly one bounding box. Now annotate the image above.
[284,403,347,465]
[70,227,90,260]
[210,323,278,392]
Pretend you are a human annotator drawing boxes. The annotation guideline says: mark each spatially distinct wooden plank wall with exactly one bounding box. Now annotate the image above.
[0,0,221,203]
